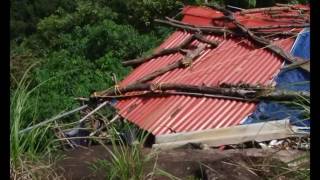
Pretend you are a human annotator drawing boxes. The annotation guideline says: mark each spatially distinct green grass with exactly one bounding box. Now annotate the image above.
[90,125,179,180]
[10,63,61,179]
[90,127,151,180]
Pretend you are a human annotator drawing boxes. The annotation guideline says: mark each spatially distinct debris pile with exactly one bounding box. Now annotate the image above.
[21,4,310,155]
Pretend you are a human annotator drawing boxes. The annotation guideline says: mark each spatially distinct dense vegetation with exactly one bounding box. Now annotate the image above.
[11,0,184,120]
[10,0,308,178]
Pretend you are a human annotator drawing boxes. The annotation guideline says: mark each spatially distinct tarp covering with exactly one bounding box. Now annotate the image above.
[242,28,310,127]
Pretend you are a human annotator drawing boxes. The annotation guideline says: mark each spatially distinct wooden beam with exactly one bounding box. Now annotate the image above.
[153,119,303,150]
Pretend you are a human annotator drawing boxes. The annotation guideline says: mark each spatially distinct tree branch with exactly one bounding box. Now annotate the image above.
[122,33,219,67]
[207,5,309,73]
[240,7,290,14]
[122,35,194,67]
[92,83,309,102]
[249,24,309,30]
[135,44,208,84]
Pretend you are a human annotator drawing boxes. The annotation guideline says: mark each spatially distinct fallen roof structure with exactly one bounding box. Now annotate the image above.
[92,4,310,136]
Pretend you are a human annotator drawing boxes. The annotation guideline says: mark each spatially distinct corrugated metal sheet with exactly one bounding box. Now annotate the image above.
[113,5,307,135]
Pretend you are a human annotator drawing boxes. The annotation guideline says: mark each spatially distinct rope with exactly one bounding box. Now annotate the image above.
[157,82,164,91]
[114,84,122,95]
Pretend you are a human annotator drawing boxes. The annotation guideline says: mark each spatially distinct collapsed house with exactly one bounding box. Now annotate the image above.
[92,4,310,149]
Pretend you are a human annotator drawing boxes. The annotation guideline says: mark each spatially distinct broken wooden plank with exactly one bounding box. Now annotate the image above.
[153,119,300,150]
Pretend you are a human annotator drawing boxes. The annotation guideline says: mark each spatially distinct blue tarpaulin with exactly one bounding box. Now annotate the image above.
[242,28,310,127]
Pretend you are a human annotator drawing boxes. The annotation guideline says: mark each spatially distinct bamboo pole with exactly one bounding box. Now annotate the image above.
[78,101,108,124]
[19,105,88,134]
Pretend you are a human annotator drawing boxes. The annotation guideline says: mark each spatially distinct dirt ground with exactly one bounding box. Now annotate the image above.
[55,145,308,180]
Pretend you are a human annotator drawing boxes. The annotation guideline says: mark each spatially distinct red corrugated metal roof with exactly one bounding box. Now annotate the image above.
[114,5,308,135]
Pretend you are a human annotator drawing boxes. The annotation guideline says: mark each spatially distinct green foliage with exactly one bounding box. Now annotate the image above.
[32,50,129,119]
[11,0,173,120]
[10,0,77,40]
[225,0,257,8]
[248,0,257,7]
[101,0,184,32]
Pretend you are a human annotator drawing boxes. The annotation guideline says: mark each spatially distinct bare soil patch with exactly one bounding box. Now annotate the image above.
[56,145,308,179]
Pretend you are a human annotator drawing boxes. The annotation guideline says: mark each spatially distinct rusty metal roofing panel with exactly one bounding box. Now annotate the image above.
[113,6,305,135]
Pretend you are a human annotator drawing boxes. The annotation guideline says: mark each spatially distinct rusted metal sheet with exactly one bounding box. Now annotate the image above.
[113,6,303,135]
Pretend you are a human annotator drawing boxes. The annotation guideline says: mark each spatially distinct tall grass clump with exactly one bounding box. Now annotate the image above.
[91,124,179,180]
[10,64,60,179]
[91,127,152,180]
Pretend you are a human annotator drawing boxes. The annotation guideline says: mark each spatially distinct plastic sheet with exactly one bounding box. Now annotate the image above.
[243,28,310,127]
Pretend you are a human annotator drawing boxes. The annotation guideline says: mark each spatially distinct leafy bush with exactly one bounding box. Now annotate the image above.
[31,50,129,119]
